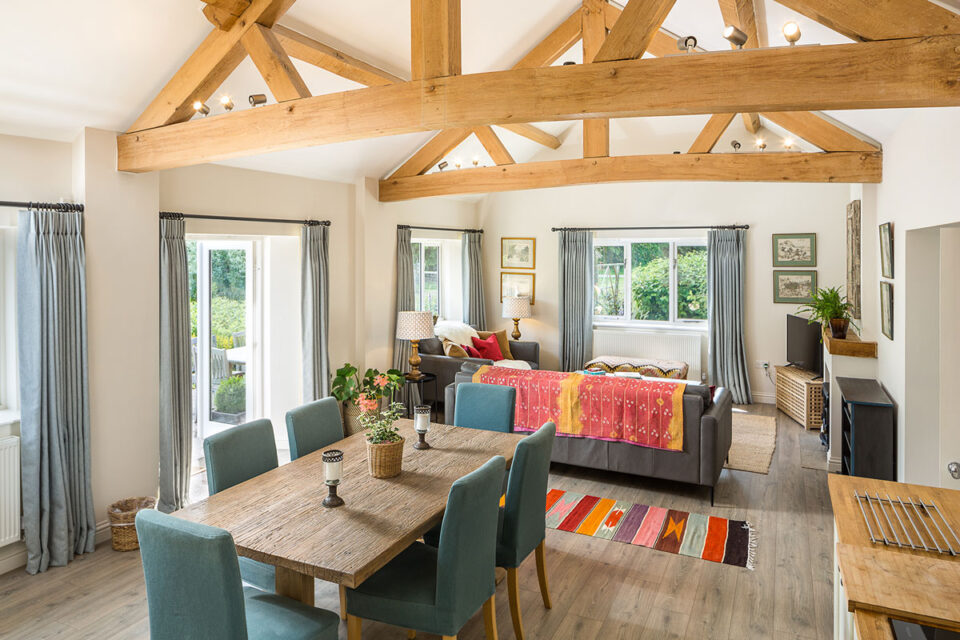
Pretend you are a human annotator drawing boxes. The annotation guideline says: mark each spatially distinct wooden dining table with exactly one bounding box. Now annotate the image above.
[174,419,522,608]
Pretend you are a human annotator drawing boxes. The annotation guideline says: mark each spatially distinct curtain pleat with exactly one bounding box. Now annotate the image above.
[17,209,96,574]
[158,218,192,513]
[301,224,331,401]
[558,230,594,372]
[392,228,416,376]
[708,229,753,404]
[461,231,486,328]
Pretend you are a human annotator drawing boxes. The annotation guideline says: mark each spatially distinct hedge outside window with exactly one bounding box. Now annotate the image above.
[594,239,707,326]
[412,240,441,317]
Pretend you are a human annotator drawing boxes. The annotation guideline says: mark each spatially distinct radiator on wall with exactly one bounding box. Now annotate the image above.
[0,436,20,547]
[592,329,704,382]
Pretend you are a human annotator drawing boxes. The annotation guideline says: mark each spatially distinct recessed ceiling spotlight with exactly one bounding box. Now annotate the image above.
[782,21,801,45]
[219,95,234,111]
[755,137,767,151]
[248,93,267,107]
[192,101,210,116]
[723,25,748,49]
[676,35,698,53]
[731,140,742,152]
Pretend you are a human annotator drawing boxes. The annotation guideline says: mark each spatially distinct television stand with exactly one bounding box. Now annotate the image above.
[775,365,824,430]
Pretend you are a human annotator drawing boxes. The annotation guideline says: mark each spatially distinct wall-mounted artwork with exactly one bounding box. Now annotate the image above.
[846,200,862,320]
[880,281,894,340]
[879,222,894,279]
[501,237,536,269]
[772,233,817,267]
[773,270,817,304]
[501,272,535,304]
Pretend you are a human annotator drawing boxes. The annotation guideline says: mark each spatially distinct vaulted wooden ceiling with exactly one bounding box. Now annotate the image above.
[117,0,960,200]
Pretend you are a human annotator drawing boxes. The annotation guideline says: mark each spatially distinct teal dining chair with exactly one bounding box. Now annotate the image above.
[344,456,506,640]
[453,383,516,432]
[136,510,339,640]
[203,419,279,592]
[285,397,344,461]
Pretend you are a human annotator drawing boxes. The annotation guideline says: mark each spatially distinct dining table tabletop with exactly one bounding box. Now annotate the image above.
[174,419,523,606]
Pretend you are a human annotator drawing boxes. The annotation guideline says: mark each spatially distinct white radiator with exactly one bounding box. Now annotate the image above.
[0,436,20,547]
[592,329,704,382]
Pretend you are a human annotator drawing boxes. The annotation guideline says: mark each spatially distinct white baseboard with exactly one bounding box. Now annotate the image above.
[752,392,776,405]
[0,519,111,576]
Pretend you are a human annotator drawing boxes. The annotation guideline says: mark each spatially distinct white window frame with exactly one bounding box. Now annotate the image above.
[412,239,442,317]
[0,226,17,415]
[593,237,708,330]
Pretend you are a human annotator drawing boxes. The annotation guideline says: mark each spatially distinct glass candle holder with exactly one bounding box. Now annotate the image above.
[321,449,344,507]
[413,405,431,450]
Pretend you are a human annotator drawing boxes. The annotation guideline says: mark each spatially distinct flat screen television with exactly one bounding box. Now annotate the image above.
[787,314,822,375]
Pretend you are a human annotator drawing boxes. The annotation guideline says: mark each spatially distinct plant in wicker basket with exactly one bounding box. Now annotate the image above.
[359,401,406,478]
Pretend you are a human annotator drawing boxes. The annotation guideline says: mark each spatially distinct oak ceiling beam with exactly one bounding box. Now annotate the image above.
[761,111,880,152]
[127,0,295,132]
[474,127,515,165]
[602,4,682,58]
[499,123,562,149]
[390,128,473,179]
[202,0,251,31]
[378,151,882,201]
[582,0,610,158]
[242,24,311,101]
[118,35,960,172]
[688,113,736,153]
[411,0,461,79]
[775,0,960,41]
[717,0,762,133]
[273,25,405,86]
[595,0,677,62]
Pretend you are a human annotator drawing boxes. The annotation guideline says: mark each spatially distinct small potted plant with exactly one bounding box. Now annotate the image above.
[798,286,859,339]
[331,365,403,435]
[359,400,406,478]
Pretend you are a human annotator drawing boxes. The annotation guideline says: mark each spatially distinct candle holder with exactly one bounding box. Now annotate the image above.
[321,449,345,508]
[413,405,431,450]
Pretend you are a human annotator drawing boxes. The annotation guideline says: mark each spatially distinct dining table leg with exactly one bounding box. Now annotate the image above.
[275,565,315,606]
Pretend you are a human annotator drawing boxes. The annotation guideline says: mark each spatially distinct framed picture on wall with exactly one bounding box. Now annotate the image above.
[772,233,817,267]
[879,222,894,279]
[501,272,536,304]
[501,237,536,269]
[880,281,894,340]
[773,270,817,304]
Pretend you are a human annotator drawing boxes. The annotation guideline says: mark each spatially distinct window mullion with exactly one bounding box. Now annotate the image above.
[623,241,631,321]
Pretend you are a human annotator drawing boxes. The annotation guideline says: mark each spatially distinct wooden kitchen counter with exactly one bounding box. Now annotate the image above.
[829,474,960,640]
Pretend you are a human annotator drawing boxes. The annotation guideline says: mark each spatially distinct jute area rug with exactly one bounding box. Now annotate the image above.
[723,413,777,475]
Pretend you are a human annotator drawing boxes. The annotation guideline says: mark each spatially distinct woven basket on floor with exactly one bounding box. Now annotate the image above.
[108,496,156,551]
[366,437,405,478]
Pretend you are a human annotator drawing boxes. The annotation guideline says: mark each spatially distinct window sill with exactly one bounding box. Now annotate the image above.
[0,409,20,427]
[592,322,707,333]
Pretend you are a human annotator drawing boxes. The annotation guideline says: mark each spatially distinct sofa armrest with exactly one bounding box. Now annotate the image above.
[508,341,540,367]
[419,354,493,402]
[444,383,457,424]
[699,387,733,487]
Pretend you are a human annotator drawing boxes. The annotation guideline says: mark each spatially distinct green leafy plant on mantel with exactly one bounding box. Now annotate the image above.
[359,402,406,444]
[797,286,860,339]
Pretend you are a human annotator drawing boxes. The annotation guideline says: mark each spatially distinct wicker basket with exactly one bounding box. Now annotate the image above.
[366,437,405,478]
[108,496,156,551]
[342,402,364,436]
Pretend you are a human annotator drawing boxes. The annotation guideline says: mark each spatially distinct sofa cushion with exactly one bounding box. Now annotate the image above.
[477,330,514,360]
[442,340,468,357]
[434,320,479,346]
[472,334,504,361]
[463,344,481,358]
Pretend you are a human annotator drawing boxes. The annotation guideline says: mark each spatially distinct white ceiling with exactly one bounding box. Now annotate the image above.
[1,0,953,184]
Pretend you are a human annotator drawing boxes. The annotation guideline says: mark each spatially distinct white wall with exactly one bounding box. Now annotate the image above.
[476,180,852,401]
[263,236,301,448]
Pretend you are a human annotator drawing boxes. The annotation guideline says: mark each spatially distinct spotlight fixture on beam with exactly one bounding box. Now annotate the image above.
[472,156,480,167]
[192,101,210,116]
[437,161,449,171]
[782,21,801,45]
[248,93,267,107]
[723,25,748,49]
[731,140,741,152]
[454,158,462,170]
[676,35,697,53]
[755,137,767,152]
[783,137,796,150]
[562,61,576,66]
[219,95,234,111]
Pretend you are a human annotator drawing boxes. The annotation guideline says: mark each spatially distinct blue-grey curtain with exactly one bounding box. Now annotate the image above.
[558,230,594,372]
[708,228,752,404]
[158,217,192,513]
[393,227,415,375]
[462,231,486,329]
[17,209,95,574]
[302,223,330,401]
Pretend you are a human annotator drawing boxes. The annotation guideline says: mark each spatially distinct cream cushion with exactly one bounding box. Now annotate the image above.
[433,320,478,346]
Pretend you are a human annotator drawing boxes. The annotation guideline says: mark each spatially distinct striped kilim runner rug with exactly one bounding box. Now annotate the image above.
[545,489,757,569]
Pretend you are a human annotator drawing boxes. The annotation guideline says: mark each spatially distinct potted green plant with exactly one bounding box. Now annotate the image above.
[331,365,403,435]
[798,286,859,339]
[358,401,406,478]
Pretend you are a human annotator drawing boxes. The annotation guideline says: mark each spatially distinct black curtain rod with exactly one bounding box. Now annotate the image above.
[551,224,749,232]
[397,224,483,233]
[160,211,330,226]
[0,200,84,212]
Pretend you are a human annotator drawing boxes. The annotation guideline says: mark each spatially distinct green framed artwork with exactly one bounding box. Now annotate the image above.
[772,233,817,267]
[773,270,817,304]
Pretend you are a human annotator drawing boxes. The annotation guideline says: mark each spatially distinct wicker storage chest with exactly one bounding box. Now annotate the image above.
[775,365,823,430]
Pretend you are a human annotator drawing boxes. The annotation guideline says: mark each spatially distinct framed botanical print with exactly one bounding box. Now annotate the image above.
[773,270,817,304]
[879,222,894,279]
[880,281,894,340]
[772,233,817,267]
[501,237,536,270]
[500,272,535,304]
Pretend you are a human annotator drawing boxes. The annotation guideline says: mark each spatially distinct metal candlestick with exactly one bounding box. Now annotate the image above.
[413,405,431,450]
[322,449,345,507]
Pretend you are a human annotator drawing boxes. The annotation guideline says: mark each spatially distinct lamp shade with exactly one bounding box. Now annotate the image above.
[396,310,434,340]
[502,296,532,319]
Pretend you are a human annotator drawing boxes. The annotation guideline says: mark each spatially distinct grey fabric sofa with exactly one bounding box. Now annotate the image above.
[444,362,733,503]
[417,337,540,406]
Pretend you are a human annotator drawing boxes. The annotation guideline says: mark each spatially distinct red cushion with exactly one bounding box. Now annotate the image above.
[471,334,504,361]
[462,344,481,358]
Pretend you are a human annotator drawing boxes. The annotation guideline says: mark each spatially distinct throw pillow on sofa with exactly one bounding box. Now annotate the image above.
[472,334,504,361]
[434,320,478,346]
[462,343,482,358]
[442,340,469,357]
[476,329,514,360]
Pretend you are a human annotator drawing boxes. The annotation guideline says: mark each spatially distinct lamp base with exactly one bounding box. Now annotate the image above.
[511,318,522,341]
[322,484,344,508]
[406,339,423,380]
[413,431,431,450]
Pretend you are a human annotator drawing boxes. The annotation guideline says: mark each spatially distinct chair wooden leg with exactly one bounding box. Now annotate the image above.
[506,568,524,640]
[482,594,498,640]
[407,631,417,639]
[535,541,552,609]
[346,614,362,640]
[442,636,457,640]
[339,585,347,620]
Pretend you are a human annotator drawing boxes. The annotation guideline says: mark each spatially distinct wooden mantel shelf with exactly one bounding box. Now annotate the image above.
[823,328,878,359]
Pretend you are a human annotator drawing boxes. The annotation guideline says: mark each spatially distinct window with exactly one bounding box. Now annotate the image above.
[412,241,441,317]
[0,227,17,413]
[594,239,708,327]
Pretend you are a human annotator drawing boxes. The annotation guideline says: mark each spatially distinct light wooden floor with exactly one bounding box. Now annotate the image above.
[0,405,833,640]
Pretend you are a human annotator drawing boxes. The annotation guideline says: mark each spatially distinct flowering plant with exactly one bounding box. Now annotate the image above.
[331,364,403,407]
[359,401,406,444]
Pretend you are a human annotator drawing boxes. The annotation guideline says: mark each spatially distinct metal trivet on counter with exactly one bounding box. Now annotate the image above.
[855,491,960,556]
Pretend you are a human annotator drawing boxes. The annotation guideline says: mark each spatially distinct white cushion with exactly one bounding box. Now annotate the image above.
[493,360,532,370]
[433,320,479,347]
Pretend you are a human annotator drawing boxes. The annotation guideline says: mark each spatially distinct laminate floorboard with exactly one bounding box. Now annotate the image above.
[0,405,833,640]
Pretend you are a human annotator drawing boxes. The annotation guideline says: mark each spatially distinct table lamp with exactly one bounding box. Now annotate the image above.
[396,310,434,380]
[502,296,532,340]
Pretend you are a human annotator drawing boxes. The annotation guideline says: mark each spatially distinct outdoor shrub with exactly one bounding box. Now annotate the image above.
[214,375,245,414]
